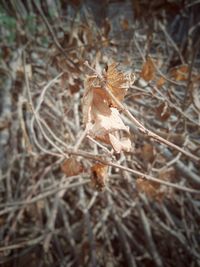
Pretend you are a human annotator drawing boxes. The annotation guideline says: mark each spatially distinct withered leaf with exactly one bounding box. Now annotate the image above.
[140,57,155,81]
[136,178,162,201]
[91,163,108,191]
[109,133,131,153]
[170,65,188,81]
[89,107,129,136]
[82,81,111,125]
[88,107,131,153]
[142,143,155,163]
[105,62,129,103]
[61,157,83,177]
[136,178,159,197]
[82,63,132,153]
[156,102,170,121]
[159,167,175,182]
[156,76,166,88]
[136,168,175,200]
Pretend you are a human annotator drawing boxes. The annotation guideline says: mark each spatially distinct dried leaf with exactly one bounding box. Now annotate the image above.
[170,65,189,81]
[88,107,130,153]
[136,178,168,201]
[156,102,170,121]
[156,76,166,88]
[91,163,108,191]
[159,167,175,182]
[83,63,132,153]
[136,178,159,199]
[136,168,175,200]
[89,107,129,136]
[82,80,111,124]
[61,157,83,177]
[142,143,155,163]
[105,63,129,103]
[140,57,155,81]
[68,76,81,94]
[109,133,131,153]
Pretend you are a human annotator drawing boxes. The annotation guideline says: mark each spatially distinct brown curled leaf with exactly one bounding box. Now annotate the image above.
[61,157,83,177]
[140,57,155,81]
[105,62,128,104]
[91,163,108,191]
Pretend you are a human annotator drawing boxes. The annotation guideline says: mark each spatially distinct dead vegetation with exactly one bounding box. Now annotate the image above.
[0,1,200,267]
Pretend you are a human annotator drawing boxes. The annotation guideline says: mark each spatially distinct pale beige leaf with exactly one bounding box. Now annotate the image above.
[88,107,129,138]
[120,137,132,152]
[109,134,131,153]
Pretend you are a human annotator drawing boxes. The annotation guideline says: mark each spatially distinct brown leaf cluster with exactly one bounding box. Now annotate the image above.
[83,63,133,153]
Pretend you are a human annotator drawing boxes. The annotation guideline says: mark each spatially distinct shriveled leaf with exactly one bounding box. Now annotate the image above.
[136,168,175,200]
[170,65,189,81]
[68,76,81,94]
[61,157,83,177]
[159,167,175,182]
[87,107,131,153]
[140,57,155,81]
[136,178,159,199]
[136,178,168,201]
[156,102,170,121]
[89,107,129,136]
[109,133,131,153]
[92,88,112,117]
[156,76,166,88]
[82,83,111,124]
[142,143,155,163]
[105,63,129,103]
[83,63,132,153]
[91,163,108,191]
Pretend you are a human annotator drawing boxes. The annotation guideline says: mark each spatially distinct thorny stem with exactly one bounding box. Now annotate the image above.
[84,61,200,164]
